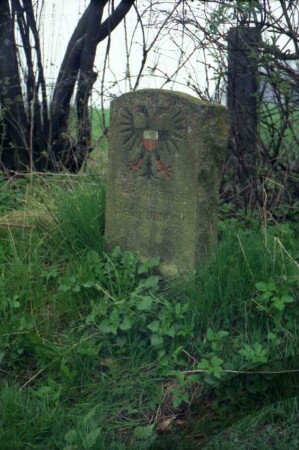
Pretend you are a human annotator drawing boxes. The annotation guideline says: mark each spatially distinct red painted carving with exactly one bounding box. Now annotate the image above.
[156,159,171,177]
[129,158,144,171]
[143,139,158,152]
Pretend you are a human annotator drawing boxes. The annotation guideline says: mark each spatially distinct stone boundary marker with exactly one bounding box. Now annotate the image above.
[105,89,229,276]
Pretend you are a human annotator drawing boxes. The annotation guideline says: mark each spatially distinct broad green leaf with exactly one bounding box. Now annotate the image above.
[147,320,160,332]
[262,291,273,299]
[181,392,190,403]
[116,336,127,347]
[174,371,185,384]
[83,407,97,423]
[138,257,160,274]
[273,299,285,311]
[136,296,153,311]
[59,284,71,292]
[139,276,160,290]
[72,285,80,293]
[119,316,132,331]
[150,334,164,346]
[64,429,78,444]
[211,342,218,351]
[110,308,120,323]
[111,246,122,258]
[82,281,95,288]
[172,397,182,408]
[267,280,276,291]
[187,374,201,383]
[197,359,211,370]
[211,356,224,367]
[282,295,294,303]
[175,304,181,316]
[83,427,102,447]
[164,326,176,338]
[76,345,100,356]
[164,369,179,377]
[182,303,189,313]
[99,320,118,335]
[85,314,95,325]
[133,424,155,440]
[207,328,214,340]
[218,330,229,338]
[255,282,268,292]
[239,347,252,359]
[267,332,278,341]
[213,366,223,379]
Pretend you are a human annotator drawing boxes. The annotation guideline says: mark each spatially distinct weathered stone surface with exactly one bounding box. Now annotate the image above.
[105,89,229,275]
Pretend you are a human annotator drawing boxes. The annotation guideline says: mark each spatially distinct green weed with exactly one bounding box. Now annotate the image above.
[0,175,298,449]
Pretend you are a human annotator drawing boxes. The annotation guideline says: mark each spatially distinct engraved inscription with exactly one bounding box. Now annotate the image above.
[120,105,184,179]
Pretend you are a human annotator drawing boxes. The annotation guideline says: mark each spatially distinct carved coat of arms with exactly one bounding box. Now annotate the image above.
[120,104,184,178]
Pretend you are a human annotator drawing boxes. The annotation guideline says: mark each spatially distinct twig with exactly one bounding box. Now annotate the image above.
[19,368,45,390]
[0,331,29,337]
[0,222,32,229]
[237,234,254,276]
[274,237,299,271]
[181,368,299,375]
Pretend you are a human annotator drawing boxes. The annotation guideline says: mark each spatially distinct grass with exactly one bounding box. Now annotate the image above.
[0,174,298,449]
[259,101,299,145]
[86,108,110,179]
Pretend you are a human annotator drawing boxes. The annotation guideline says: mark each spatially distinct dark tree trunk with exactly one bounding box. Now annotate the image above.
[0,0,135,173]
[227,27,261,210]
[49,4,93,170]
[49,0,109,172]
[50,0,135,172]
[0,0,28,170]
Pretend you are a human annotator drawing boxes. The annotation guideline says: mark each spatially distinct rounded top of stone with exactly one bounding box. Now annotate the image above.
[112,89,227,111]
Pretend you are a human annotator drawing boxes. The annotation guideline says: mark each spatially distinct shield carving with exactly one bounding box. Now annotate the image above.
[143,130,159,152]
[120,106,184,178]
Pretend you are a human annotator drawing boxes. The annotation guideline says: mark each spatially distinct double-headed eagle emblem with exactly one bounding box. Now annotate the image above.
[120,104,184,178]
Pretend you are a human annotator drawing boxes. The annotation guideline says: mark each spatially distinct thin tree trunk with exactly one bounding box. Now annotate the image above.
[74,0,107,172]
[0,0,28,170]
[24,0,49,168]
